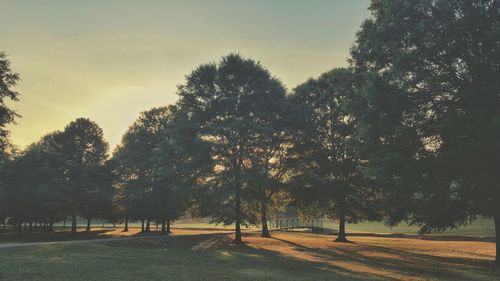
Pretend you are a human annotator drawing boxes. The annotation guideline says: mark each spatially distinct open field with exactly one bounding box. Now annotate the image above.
[1,217,494,244]
[39,217,497,236]
[0,228,498,281]
[322,218,496,237]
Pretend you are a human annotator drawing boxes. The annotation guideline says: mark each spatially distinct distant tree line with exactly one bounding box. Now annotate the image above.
[0,0,499,264]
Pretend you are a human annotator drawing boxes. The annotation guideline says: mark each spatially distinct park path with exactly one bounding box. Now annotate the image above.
[0,235,165,249]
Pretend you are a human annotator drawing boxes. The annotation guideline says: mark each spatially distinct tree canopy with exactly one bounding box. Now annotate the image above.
[177,53,287,243]
[290,68,381,242]
[349,0,500,261]
[0,52,20,152]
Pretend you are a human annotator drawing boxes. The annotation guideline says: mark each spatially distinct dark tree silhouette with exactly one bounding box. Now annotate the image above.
[3,132,67,234]
[0,51,20,152]
[154,105,211,234]
[112,107,171,233]
[56,118,110,234]
[177,53,286,243]
[244,92,291,238]
[350,0,500,262]
[290,68,381,242]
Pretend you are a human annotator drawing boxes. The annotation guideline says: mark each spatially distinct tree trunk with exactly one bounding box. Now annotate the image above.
[71,212,77,234]
[495,214,500,265]
[167,219,171,233]
[63,218,66,228]
[86,218,91,231]
[161,220,166,234]
[29,221,33,231]
[16,220,22,236]
[141,219,145,232]
[261,201,271,238]
[145,219,150,232]
[233,186,243,244]
[334,195,349,242]
[123,217,129,232]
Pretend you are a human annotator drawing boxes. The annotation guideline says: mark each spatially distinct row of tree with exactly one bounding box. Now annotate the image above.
[0,0,499,263]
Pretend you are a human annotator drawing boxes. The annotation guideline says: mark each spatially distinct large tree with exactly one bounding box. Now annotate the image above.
[113,107,171,232]
[244,95,291,238]
[2,132,66,234]
[56,118,110,234]
[0,52,20,152]
[290,68,380,242]
[154,105,211,234]
[349,0,500,262]
[177,54,287,243]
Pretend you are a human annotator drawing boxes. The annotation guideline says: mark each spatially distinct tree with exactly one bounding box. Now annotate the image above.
[154,105,211,234]
[2,133,66,234]
[0,52,20,152]
[0,151,9,230]
[56,118,110,234]
[290,68,381,242]
[177,53,287,243]
[349,0,500,262]
[244,95,291,238]
[113,107,171,233]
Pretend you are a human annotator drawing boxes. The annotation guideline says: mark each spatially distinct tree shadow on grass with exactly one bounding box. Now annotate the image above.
[105,231,384,280]
[269,235,500,281]
[2,229,498,280]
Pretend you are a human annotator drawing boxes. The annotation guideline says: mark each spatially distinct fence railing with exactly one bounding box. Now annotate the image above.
[269,218,323,230]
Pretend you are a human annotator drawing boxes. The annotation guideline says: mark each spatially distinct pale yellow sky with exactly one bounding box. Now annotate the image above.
[1,0,370,149]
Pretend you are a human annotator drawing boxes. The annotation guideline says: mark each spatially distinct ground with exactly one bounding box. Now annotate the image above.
[0,228,498,281]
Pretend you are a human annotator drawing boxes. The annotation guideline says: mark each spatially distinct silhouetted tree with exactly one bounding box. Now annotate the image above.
[177,54,286,243]
[244,93,291,238]
[0,51,20,152]
[56,118,110,234]
[155,105,211,234]
[113,107,170,232]
[290,68,381,242]
[349,0,500,262]
[3,133,65,234]
[179,54,290,243]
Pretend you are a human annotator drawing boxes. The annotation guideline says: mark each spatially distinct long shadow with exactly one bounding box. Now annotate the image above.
[269,235,500,280]
[0,231,391,281]
[174,232,391,280]
[321,228,495,242]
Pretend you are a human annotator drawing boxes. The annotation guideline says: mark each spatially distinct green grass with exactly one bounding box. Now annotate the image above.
[0,231,498,281]
[0,235,349,281]
[119,217,496,237]
[324,218,495,237]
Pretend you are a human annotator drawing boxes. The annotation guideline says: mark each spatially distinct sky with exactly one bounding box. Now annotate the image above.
[1,0,371,150]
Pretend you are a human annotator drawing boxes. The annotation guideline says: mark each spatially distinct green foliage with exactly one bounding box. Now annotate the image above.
[289,68,382,240]
[0,51,20,152]
[57,118,111,226]
[1,118,112,233]
[349,0,500,233]
[154,105,211,226]
[177,53,287,240]
[112,107,171,224]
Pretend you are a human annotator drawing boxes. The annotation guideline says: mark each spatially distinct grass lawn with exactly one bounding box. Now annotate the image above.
[0,229,499,281]
[323,218,495,237]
